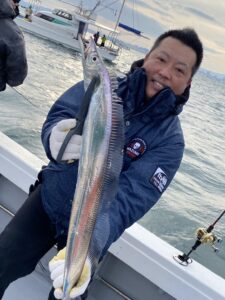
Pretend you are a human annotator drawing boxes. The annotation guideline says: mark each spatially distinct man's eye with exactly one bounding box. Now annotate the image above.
[157,57,165,62]
[176,68,185,74]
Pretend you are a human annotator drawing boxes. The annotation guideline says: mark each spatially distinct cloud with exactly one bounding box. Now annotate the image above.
[120,1,167,35]
[185,7,216,23]
[131,0,151,9]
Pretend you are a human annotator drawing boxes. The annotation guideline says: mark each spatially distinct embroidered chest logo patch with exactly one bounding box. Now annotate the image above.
[125,138,147,160]
[150,167,168,193]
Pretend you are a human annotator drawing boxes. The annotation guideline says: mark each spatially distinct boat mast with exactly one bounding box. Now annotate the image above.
[114,0,125,32]
[110,0,125,44]
[78,1,83,14]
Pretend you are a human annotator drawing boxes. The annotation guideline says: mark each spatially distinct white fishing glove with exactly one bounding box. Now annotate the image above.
[49,247,91,299]
[49,119,82,161]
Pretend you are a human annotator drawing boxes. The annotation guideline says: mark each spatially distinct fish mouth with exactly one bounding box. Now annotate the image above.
[78,34,86,58]
[79,36,98,61]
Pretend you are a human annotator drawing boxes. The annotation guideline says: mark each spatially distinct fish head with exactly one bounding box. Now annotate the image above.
[78,35,104,90]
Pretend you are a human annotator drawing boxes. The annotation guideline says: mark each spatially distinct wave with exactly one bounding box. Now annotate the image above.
[199,68,225,82]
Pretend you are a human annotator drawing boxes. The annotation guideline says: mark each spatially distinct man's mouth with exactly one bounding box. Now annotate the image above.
[152,80,165,91]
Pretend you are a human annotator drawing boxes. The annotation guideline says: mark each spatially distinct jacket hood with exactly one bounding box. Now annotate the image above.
[0,0,16,19]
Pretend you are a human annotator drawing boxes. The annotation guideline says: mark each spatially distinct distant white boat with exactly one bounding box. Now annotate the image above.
[15,6,121,62]
[1,133,225,299]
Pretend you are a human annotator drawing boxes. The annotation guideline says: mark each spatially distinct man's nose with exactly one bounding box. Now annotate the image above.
[158,65,172,79]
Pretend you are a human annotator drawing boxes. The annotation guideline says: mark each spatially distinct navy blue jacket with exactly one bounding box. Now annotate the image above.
[41,68,187,258]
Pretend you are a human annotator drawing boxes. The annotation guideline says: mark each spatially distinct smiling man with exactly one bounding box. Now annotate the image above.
[0,28,203,300]
[143,37,197,97]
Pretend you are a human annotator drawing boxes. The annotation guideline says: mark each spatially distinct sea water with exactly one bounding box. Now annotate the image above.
[0,32,225,280]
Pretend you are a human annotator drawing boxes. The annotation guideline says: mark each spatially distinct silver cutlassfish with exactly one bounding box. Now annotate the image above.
[62,36,124,299]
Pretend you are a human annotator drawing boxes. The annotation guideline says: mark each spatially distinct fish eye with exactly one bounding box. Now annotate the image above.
[92,56,97,62]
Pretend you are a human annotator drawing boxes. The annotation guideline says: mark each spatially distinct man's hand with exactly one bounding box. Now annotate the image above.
[49,248,91,299]
[49,119,82,161]
[0,18,28,91]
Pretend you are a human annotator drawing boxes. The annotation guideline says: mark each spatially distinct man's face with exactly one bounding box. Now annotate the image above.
[143,37,197,98]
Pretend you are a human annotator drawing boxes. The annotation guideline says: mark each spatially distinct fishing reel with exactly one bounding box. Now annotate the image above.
[173,210,224,266]
[195,227,222,252]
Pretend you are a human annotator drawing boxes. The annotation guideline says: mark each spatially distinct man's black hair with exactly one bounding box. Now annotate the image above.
[148,28,203,76]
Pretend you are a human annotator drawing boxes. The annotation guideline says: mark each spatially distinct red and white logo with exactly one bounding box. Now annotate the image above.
[125,138,147,160]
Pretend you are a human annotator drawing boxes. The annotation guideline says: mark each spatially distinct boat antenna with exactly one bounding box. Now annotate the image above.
[174,210,225,266]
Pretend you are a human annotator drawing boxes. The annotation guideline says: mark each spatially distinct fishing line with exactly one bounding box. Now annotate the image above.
[9,87,49,118]
[11,87,39,108]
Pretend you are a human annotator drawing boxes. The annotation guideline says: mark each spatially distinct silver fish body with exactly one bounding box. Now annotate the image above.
[62,36,124,299]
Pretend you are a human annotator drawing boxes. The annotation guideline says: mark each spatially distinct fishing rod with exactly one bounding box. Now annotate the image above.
[174,210,225,266]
